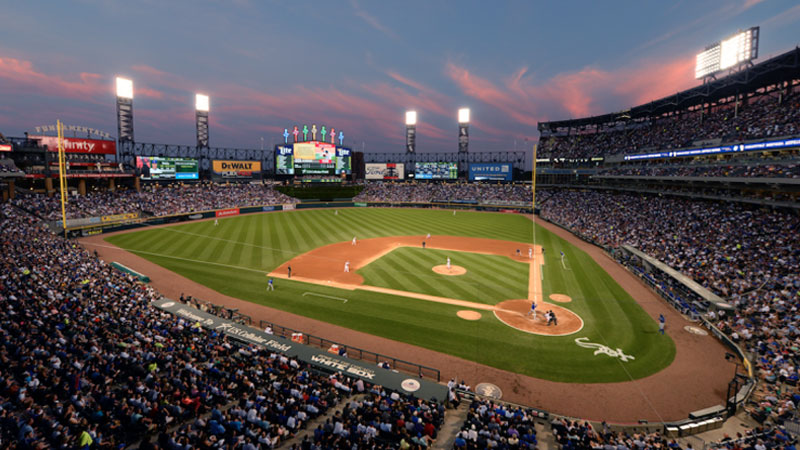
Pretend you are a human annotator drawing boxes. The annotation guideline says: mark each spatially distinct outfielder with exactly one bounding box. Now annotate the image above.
[267,278,274,291]
[214,219,219,226]
[344,261,350,272]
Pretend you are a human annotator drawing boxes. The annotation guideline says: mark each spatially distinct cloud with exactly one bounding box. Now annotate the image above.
[0,57,108,102]
[350,0,400,41]
[445,53,697,133]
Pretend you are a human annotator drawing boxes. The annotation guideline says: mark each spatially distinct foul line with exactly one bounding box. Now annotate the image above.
[302,292,348,303]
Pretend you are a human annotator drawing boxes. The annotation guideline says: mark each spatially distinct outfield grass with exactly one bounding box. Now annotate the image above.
[105,208,675,383]
[358,247,529,304]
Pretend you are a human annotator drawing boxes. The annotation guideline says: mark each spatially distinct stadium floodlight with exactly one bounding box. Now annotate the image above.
[405,110,417,126]
[195,94,209,148]
[116,77,133,99]
[195,94,210,112]
[458,108,470,124]
[695,27,759,80]
[405,111,417,153]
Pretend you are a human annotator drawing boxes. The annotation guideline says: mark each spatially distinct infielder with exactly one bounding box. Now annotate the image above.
[352,236,357,246]
[446,257,451,270]
[527,301,537,320]
[426,233,431,239]
[528,248,533,259]
[344,261,350,272]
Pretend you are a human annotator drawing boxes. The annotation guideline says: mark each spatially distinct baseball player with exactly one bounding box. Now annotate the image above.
[267,278,274,291]
[214,219,219,226]
[352,236,357,246]
[422,241,426,249]
[287,265,292,278]
[528,248,533,259]
[446,257,451,270]
[659,314,666,335]
[344,261,350,273]
[426,232,431,239]
[527,301,537,320]
[335,210,338,216]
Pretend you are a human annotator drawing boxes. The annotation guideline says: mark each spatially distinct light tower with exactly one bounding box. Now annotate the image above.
[195,94,209,148]
[405,111,417,154]
[115,77,134,143]
[457,108,470,177]
[115,77,134,165]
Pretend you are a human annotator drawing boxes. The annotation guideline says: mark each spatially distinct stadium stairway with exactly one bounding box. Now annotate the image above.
[430,402,470,450]
[280,393,368,448]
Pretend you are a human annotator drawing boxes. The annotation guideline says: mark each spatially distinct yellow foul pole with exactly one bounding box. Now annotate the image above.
[532,143,537,253]
[57,120,68,238]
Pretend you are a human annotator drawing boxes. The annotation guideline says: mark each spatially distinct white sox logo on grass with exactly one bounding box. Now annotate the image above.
[574,337,635,362]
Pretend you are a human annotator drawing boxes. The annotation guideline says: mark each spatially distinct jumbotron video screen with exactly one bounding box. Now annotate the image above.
[275,142,351,175]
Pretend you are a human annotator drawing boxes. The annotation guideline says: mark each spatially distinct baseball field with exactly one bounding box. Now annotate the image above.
[105,208,676,383]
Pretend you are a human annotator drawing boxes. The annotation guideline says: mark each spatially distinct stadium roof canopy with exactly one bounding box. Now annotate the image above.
[538,47,800,133]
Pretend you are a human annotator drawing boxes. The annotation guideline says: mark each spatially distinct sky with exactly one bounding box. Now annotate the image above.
[1,0,798,154]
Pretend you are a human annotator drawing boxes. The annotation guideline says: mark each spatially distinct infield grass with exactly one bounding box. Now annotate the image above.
[105,208,676,383]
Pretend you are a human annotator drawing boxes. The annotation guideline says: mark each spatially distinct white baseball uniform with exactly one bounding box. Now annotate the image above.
[352,236,357,245]
[344,261,350,272]
[446,257,451,269]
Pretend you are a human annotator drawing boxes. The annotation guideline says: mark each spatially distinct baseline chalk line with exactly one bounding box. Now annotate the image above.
[302,292,348,303]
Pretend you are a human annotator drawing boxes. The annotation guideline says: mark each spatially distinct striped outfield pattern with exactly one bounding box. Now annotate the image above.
[358,247,529,305]
[106,208,676,383]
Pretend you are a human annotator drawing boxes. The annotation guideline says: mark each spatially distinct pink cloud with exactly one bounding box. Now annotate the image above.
[0,56,108,102]
[446,54,697,130]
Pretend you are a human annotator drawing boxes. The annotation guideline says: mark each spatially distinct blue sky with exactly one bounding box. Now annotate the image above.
[1,0,798,153]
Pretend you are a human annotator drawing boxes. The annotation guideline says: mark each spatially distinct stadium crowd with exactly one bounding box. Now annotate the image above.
[354,182,531,204]
[11,182,297,221]
[540,92,800,159]
[0,203,362,448]
[541,189,800,427]
[303,389,445,449]
[597,163,800,179]
[453,398,539,449]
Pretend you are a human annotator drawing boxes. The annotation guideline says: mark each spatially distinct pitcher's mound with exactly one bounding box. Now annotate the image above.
[433,265,467,276]
[549,294,573,303]
[493,300,583,336]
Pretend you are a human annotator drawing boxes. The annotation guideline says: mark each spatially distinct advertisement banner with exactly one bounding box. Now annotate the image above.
[283,204,295,211]
[101,212,140,223]
[0,144,11,152]
[30,135,116,155]
[212,160,261,178]
[365,163,404,180]
[262,206,276,212]
[469,163,512,181]
[215,208,240,218]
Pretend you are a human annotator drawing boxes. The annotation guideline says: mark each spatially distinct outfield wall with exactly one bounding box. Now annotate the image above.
[63,200,533,237]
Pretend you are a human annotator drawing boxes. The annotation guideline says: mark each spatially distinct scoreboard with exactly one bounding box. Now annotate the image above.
[275,142,351,176]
